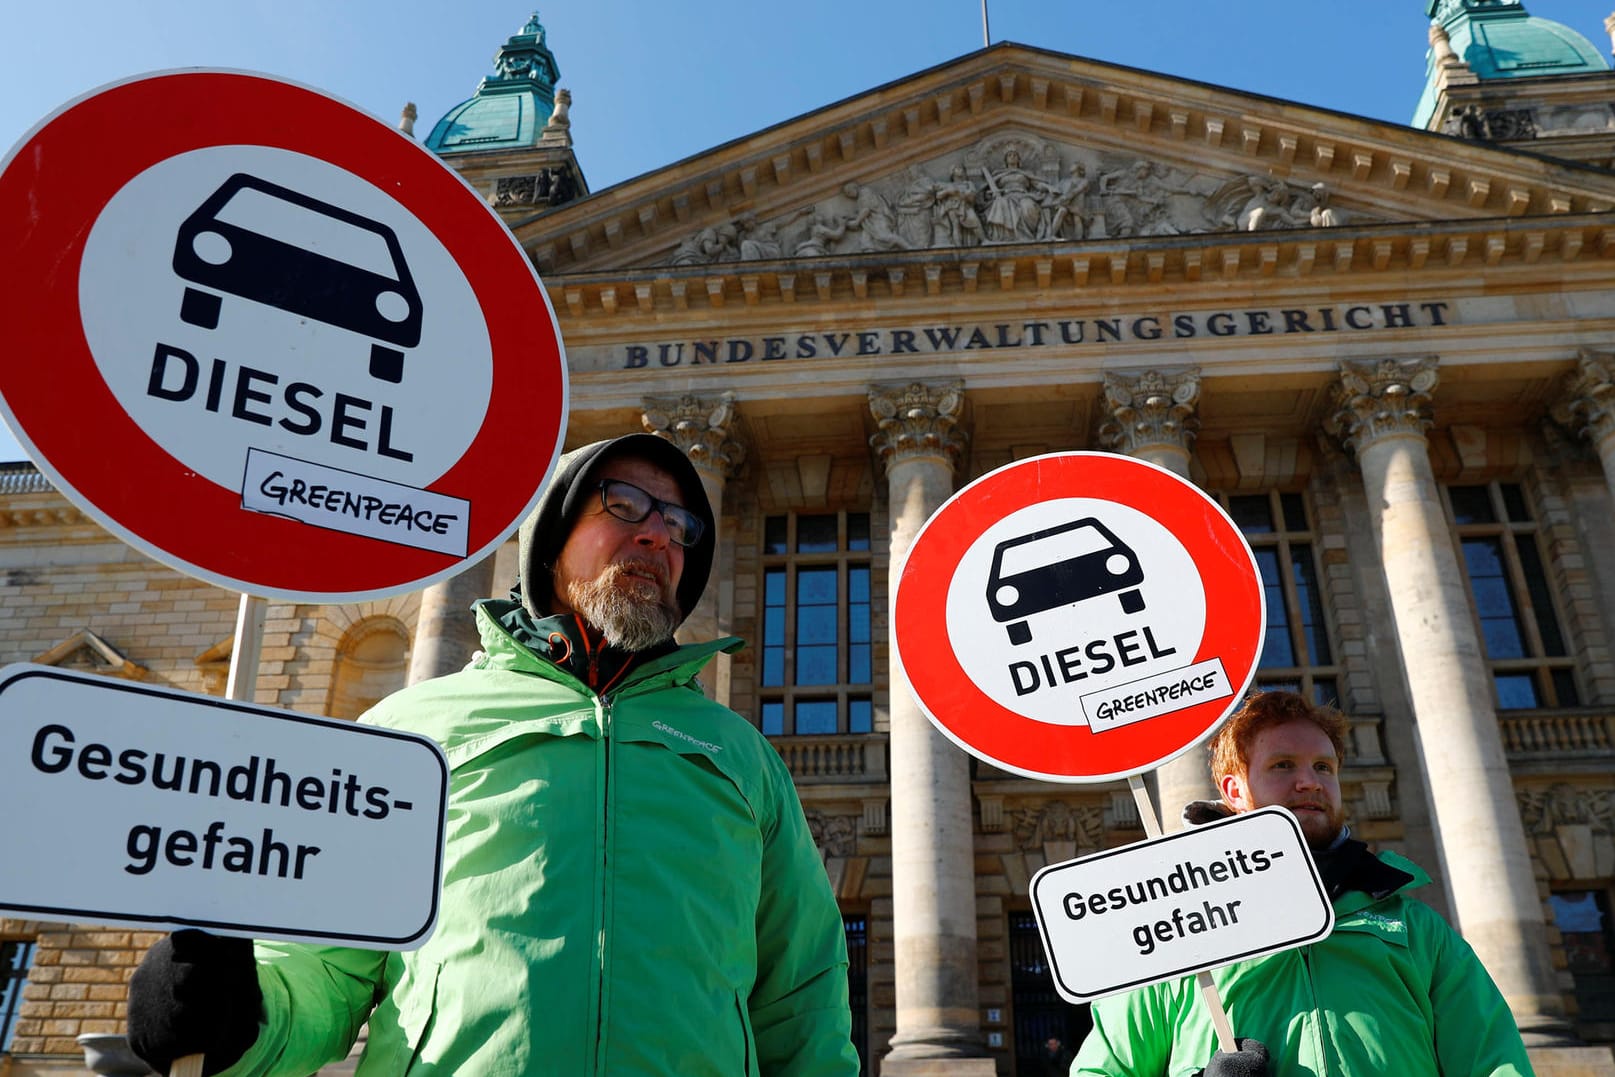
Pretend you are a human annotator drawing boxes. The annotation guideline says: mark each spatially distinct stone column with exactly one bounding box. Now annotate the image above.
[643,392,745,702]
[407,557,496,685]
[1330,357,1572,1044]
[1552,349,1615,505]
[870,381,992,1076]
[1096,369,1212,828]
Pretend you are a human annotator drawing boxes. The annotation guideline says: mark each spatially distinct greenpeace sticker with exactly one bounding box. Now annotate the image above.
[242,448,470,556]
[1082,658,1233,731]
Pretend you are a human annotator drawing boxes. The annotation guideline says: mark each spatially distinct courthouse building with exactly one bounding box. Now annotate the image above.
[7,3,1615,1074]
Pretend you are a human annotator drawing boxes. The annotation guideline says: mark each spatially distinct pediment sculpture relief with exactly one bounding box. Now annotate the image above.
[661,134,1370,267]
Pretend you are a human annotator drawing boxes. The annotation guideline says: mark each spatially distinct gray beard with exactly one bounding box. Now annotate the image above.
[564,565,680,652]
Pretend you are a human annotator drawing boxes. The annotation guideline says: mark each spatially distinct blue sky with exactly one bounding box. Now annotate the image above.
[3,0,1613,463]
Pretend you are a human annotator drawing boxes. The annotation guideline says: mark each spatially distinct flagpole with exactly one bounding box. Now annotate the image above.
[981,0,991,46]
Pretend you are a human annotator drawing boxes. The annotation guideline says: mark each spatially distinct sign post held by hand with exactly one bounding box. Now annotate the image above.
[1126,774,1237,1052]
[893,452,1272,1049]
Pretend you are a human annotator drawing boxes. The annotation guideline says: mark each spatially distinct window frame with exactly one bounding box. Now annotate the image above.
[1443,481,1580,710]
[0,938,35,1055]
[1214,489,1342,707]
[758,510,874,736]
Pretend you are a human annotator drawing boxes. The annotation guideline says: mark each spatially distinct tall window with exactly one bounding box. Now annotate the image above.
[1549,888,1615,1038]
[759,512,873,735]
[0,939,34,1053]
[1446,483,1579,710]
[844,914,869,1076]
[1218,491,1339,706]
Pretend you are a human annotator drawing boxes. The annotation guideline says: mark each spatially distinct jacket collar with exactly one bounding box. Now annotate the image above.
[1314,838,1416,901]
[1182,800,1425,910]
[474,598,741,695]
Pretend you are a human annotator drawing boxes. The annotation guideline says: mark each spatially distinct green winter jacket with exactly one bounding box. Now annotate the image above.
[221,602,860,1077]
[1072,849,1533,1077]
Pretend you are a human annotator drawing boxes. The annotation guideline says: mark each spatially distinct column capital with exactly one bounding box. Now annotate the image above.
[869,380,967,472]
[1095,367,1201,456]
[641,391,745,480]
[1550,348,1615,448]
[1328,357,1439,454]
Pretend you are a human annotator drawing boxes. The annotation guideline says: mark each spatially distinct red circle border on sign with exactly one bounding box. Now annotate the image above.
[0,71,566,601]
[893,452,1265,782]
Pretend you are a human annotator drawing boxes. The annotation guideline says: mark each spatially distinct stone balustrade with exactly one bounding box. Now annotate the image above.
[767,733,887,783]
[1500,709,1615,757]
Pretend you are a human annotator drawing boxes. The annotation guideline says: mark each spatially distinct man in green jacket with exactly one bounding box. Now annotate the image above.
[127,433,861,1077]
[1072,689,1533,1077]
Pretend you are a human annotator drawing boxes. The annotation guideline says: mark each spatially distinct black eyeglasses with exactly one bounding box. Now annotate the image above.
[595,479,705,548]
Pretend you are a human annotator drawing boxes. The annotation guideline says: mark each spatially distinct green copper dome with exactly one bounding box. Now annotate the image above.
[425,13,560,154]
[1414,0,1609,126]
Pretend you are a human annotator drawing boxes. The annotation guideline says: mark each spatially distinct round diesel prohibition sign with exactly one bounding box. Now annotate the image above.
[893,452,1265,782]
[0,71,567,602]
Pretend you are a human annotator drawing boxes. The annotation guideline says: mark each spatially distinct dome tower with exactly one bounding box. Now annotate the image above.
[1414,0,1615,167]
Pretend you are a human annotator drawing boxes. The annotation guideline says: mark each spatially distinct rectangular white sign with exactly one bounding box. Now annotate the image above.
[0,664,447,949]
[240,447,470,557]
[1081,657,1233,731]
[1029,806,1333,1001]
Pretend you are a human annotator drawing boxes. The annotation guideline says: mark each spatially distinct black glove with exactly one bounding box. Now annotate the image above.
[1198,1038,1270,1077]
[127,930,262,1076]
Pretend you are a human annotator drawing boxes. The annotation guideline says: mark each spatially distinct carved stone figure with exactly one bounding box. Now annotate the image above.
[657,137,1381,265]
[894,170,940,249]
[793,209,851,257]
[1099,160,1178,237]
[1204,174,1341,232]
[981,150,1046,242]
[1483,108,1538,140]
[1235,177,1304,231]
[1450,105,1489,140]
[844,181,909,252]
[933,165,984,247]
[546,167,576,206]
[494,174,539,207]
[736,212,787,261]
[806,810,859,858]
[1040,161,1092,240]
[669,223,738,265]
[493,167,575,208]
[1308,183,1347,228]
[1011,801,1103,853]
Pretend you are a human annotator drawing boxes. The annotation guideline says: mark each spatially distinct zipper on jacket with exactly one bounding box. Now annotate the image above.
[1300,946,1330,1077]
[734,992,755,1077]
[592,693,614,1077]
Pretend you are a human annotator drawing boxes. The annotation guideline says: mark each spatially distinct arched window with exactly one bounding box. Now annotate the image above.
[327,618,410,719]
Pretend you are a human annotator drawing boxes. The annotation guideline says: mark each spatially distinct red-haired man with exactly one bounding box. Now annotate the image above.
[1073,689,1531,1077]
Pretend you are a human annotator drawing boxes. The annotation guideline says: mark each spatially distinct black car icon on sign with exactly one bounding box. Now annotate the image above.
[986,517,1146,645]
[172,173,423,384]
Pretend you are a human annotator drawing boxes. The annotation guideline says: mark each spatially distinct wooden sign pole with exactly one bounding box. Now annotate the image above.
[171,593,268,1077]
[1127,774,1238,1054]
